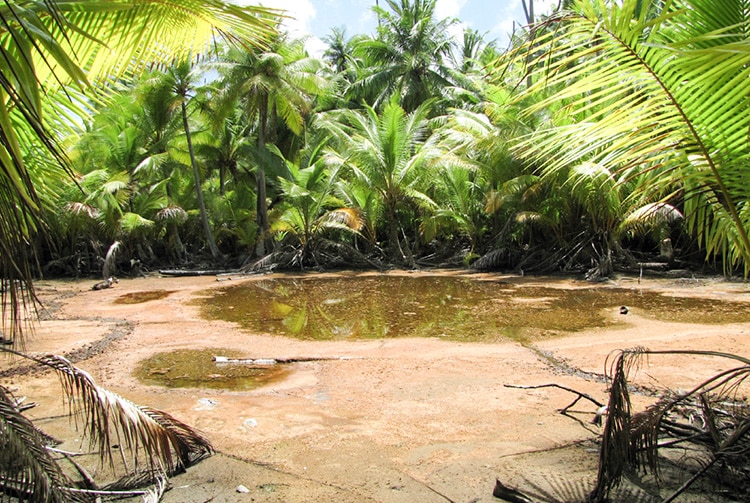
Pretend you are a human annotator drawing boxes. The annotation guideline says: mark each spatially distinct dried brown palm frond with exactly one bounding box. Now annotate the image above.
[41,354,213,475]
[589,349,637,502]
[322,208,365,231]
[0,385,85,503]
[471,248,513,271]
[140,475,167,503]
[590,348,750,502]
[102,241,120,280]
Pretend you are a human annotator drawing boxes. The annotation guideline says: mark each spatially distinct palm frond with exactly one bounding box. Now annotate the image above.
[620,202,683,239]
[493,0,750,274]
[323,207,365,231]
[1,0,281,343]
[42,355,213,475]
[0,385,82,503]
[591,347,750,501]
[155,205,188,223]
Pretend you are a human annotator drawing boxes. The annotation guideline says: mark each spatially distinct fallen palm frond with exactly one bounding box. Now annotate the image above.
[0,386,84,502]
[2,351,213,502]
[41,354,213,475]
[591,349,750,502]
[500,349,750,502]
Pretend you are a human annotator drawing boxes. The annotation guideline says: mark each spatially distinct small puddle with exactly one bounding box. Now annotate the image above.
[197,275,750,342]
[115,290,176,304]
[135,348,291,389]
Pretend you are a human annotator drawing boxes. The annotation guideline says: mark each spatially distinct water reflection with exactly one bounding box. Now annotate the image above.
[135,348,290,389]
[199,275,750,343]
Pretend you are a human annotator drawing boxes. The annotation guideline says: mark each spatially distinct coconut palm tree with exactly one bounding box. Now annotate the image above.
[492,0,750,275]
[269,140,364,268]
[1,0,279,337]
[322,100,437,263]
[169,60,222,259]
[0,1,280,499]
[217,36,328,256]
[351,0,459,112]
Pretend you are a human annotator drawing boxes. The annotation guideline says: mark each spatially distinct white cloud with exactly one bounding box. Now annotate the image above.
[536,0,559,17]
[435,0,467,19]
[267,0,317,38]
[305,37,327,58]
[231,0,317,38]
[489,0,559,46]
[232,0,324,56]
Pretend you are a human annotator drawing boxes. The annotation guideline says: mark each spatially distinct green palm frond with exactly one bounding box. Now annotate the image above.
[119,211,154,235]
[493,0,750,273]
[1,0,281,342]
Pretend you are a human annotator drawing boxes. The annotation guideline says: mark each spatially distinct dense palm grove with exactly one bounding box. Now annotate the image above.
[2,1,750,500]
[34,0,749,280]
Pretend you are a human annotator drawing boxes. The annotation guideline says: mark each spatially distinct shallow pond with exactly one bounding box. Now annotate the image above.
[197,275,750,343]
[115,289,176,304]
[135,348,291,389]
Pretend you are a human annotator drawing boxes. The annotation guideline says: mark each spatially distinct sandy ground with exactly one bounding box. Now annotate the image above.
[2,270,750,502]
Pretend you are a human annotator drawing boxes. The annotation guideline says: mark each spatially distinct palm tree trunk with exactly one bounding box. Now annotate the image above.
[255,100,272,256]
[181,102,221,259]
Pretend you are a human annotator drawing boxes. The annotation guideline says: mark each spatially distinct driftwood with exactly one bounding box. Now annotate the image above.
[159,269,238,277]
[213,355,362,365]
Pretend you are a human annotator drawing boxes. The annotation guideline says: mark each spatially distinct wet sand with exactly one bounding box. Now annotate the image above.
[2,270,749,502]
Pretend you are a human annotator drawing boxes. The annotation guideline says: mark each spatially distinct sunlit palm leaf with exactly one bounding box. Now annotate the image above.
[321,207,364,231]
[1,0,281,344]
[493,0,750,273]
[119,211,154,235]
[155,205,188,223]
[620,201,683,238]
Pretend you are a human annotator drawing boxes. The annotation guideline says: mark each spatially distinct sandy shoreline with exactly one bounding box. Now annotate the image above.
[2,271,749,502]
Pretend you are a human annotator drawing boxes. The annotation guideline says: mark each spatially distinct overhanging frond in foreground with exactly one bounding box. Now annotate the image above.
[43,354,213,474]
[491,0,750,275]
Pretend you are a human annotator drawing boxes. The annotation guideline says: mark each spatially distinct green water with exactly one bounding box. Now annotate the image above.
[135,348,291,389]
[198,275,750,343]
[138,275,750,389]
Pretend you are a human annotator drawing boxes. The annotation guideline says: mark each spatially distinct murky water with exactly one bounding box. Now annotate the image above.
[198,275,750,343]
[135,348,291,389]
[115,289,176,304]
[139,275,750,389]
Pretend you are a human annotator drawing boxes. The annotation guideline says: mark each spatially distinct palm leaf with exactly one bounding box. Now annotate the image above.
[1,0,281,344]
[620,201,683,239]
[493,0,750,274]
[592,348,750,501]
[0,385,82,502]
[42,354,213,474]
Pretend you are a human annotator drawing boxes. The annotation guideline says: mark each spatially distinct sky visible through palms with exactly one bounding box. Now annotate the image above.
[240,0,557,55]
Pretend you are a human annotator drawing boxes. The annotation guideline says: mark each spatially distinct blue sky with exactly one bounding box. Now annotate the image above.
[237,0,557,56]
